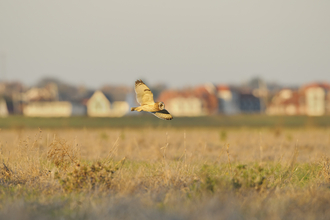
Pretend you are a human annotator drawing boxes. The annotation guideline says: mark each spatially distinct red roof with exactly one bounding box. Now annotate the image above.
[216,85,230,91]
[300,82,330,91]
[158,85,219,114]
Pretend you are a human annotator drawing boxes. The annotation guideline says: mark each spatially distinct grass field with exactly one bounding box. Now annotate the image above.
[1,114,330,128]
[1,118,330,219]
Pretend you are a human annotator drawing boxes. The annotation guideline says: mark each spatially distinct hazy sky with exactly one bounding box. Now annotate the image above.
[0,1,329,88]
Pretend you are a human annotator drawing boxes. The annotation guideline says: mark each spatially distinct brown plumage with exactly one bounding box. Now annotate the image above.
[131,80,173,120]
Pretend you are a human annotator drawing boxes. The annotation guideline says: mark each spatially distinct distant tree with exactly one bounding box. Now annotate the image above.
[150,83,167,101]
[101,84,132,102]
[35,77,94,102]
[35,77,62,87]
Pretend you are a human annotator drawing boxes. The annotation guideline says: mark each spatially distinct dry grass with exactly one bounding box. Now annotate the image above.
[0,127,330,219]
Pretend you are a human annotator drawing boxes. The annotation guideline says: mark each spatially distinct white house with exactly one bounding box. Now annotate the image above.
[87,91,129,117]
[0,98,8,117]
[301,83,330,116]
[168,96,204,116]
[23,101,72,117]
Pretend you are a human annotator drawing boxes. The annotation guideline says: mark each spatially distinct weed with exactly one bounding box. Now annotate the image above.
[0,127,328,219]
[47,138,80,169]
[219,130,227,142]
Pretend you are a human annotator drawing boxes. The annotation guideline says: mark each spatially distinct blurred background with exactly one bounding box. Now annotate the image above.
[0,1,329,118]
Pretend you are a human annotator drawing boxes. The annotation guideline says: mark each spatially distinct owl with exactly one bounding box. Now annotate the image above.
[131,80,173,120]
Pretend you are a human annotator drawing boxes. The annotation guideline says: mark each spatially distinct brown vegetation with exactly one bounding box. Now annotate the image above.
[0,127,330,219]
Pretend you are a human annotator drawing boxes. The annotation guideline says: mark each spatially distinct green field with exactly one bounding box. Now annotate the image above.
[1,114,330,128]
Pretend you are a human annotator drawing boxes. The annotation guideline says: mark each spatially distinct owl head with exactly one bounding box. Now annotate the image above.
[158,102,165,110]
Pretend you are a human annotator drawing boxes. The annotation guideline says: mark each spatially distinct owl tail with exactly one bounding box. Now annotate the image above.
[131,107,143,112]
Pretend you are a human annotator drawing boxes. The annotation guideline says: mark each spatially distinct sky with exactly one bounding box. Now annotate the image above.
[0,1,329,89]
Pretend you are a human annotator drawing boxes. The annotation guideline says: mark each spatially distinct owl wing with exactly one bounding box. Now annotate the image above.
[151,109,173,120]
[134,80,155,105]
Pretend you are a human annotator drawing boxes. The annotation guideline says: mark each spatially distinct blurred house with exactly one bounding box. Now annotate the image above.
[24,83,58,102]
[0,81,26,114]
[0,82,25,96]
[217,85,240,114]
[170,97,203,116]
[266,89,303,115]
[34,77,95,102]
[267,83,330,116]
[238,77,268,113]
[87,91,129,117]
[194,84,219,115]
[300,83,330,116]
[0,98,8,117]
[158,84,218,116]
[238,91,261,113]
[22,83,86,117]
[158,90,204,116]
[23,101,85,117]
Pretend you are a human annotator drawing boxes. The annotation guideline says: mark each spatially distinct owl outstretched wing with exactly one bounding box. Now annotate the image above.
[134,80,155,105]
[151,109,173,120]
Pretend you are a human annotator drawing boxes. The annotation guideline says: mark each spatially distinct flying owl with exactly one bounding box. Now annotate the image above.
[131,80,173,120]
